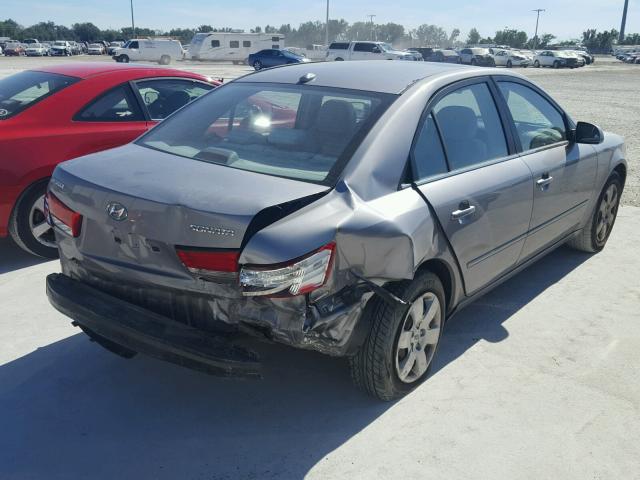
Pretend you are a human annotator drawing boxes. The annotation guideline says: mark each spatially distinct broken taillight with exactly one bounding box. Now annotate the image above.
[45,192,82,237]
[176,248,240,277]
[239,242,335,297]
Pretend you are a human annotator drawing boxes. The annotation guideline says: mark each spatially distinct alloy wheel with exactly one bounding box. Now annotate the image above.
[595,184,619,244]
[28,194,56,248]
[395,292,442,384]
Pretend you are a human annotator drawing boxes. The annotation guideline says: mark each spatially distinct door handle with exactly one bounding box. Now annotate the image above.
[451,202,476,221]
[536,174,554,189]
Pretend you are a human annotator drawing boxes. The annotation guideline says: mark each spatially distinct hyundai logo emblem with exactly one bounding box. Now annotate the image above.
[106,202,128,221]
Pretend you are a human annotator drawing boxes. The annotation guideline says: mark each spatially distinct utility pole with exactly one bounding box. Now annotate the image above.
[325,0,329,46]
[367,14,376,41]
[532,9,545,49]
[619,0,629,43]
[130,0,136,38]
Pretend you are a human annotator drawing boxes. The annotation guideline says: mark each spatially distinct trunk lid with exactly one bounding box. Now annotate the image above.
[51,143,328,271]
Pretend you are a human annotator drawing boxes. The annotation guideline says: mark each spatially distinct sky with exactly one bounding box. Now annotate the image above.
[2,0,639,41]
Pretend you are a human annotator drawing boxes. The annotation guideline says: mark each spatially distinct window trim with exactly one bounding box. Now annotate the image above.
[130,77,215,121]
[490,75,574,155]
[405,76,519,188]
[73,82,145,123]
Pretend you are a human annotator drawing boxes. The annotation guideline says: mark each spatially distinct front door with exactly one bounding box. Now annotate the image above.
[413,80,533,294]
[495,79,598,260]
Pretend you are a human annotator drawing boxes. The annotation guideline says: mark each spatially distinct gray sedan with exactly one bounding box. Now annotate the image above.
[45,61,626,400]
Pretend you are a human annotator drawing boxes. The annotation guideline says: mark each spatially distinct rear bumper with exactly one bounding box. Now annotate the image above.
[46,273,261,378]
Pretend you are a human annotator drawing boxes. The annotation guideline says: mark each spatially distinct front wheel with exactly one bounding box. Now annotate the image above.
[159,54,171,65]
[506,60,513,68]
[8,180,58,258]
[253,60,263,70]
[534,60,540,68]
[567,172,622,253]
[349,271,445,401]
[553,60,560,69]
[118,54,129,63]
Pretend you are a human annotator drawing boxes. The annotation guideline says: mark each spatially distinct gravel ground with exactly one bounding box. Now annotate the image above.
[0,54,637,206]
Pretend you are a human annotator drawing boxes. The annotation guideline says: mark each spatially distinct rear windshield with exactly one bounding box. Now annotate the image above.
[137,83,394,185]
[0,71,78,120]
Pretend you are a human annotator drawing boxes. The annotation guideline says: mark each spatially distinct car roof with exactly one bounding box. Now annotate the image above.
[31,62,192,80]
[236,60,476,94]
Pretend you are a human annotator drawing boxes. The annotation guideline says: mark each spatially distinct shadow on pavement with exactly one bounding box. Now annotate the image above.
[0,245,591,479]
[0,238,49,274]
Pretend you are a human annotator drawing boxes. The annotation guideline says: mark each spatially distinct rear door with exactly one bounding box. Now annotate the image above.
[494,78,597,260]
[413,78,533,294]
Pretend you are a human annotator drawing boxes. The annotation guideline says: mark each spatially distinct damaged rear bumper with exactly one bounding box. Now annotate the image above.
[46,273,261,378]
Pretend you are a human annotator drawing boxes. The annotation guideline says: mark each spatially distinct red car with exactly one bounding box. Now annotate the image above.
[0,63,219,257]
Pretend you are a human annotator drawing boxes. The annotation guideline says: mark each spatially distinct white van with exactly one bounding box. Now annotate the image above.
[325,41,414,61]
[112,38,184,65]
[187,32,285,63]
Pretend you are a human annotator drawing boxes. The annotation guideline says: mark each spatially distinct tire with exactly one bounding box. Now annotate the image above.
[119,54,129,63]
[253,60,263,70]
[349,271,445,401]
[159,55,171,65]
[335,57,344,61]
[567,172,623,253]
[553,60,560,69]
[507,60,513,68]
[534,60,540,68]
[470,58,477,66]
[8,180,58,259]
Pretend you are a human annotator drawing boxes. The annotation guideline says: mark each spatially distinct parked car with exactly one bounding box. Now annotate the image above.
[533,50,580,68]
[113,39,184,65]
[107,41,124,55]
[69,41,83,55]
[3,42,25,56]
[248,48,310,70]
[0,46,3,55]
[44,61,626,400]
[22,38,39,45]
[87,43,105,55]
[422,48,460,63]
[326,41,415,61]
[458,47,495,66]
[50,41,73,56]
[25,43,49,56]
[0,63,219,258]
[404,49,424,61]
[493,49,530,67]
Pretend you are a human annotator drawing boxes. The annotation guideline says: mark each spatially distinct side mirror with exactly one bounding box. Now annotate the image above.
[574,121,604,144]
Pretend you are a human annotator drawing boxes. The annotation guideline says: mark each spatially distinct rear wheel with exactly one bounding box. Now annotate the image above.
[567,172,622,253]
[9,180,58,258]
[118,54,129,63]
[349,271,445,401]
[507,60,513,68]
[470,58,477,66]
[335,57,344,61]
[553,60,560,69]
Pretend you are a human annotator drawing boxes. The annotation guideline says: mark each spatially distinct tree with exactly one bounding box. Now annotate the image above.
[0,19,21,39]
[466,28,480,45]
[72,22,101,42]
[493,28,528,48]
[415,24,447,46]
[445,28,460,48]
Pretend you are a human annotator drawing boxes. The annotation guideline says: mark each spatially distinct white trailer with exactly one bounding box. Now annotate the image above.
[187,32,285,63]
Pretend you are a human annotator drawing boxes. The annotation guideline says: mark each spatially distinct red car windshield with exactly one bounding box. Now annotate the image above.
[0,71,78,120]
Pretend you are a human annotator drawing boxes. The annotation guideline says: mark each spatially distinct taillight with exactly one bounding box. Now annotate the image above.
[45,192,82,237]
[240,242,335,297]
[176,247,239,278]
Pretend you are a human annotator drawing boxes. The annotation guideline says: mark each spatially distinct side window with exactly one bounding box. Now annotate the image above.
[411,113,448,180]
[432,82,508,171]
[272,44,280,49]
[271,37,280,42]
[75,84,144,122]
[497,81,566,150]
[211,40,220,48]
[354,43,373,52]
[129,41,139,49]
[134,79,213,120]
[230,41,239,48]
[243,40,251,47]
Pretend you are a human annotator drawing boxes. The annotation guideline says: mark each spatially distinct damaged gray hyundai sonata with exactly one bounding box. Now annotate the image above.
[46,61,626,400]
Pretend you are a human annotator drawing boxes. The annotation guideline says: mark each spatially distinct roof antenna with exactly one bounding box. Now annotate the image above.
[298,73,316,84]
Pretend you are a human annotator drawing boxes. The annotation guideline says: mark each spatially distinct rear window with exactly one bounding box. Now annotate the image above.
[0,71,78,120]
[137,83,394,185]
